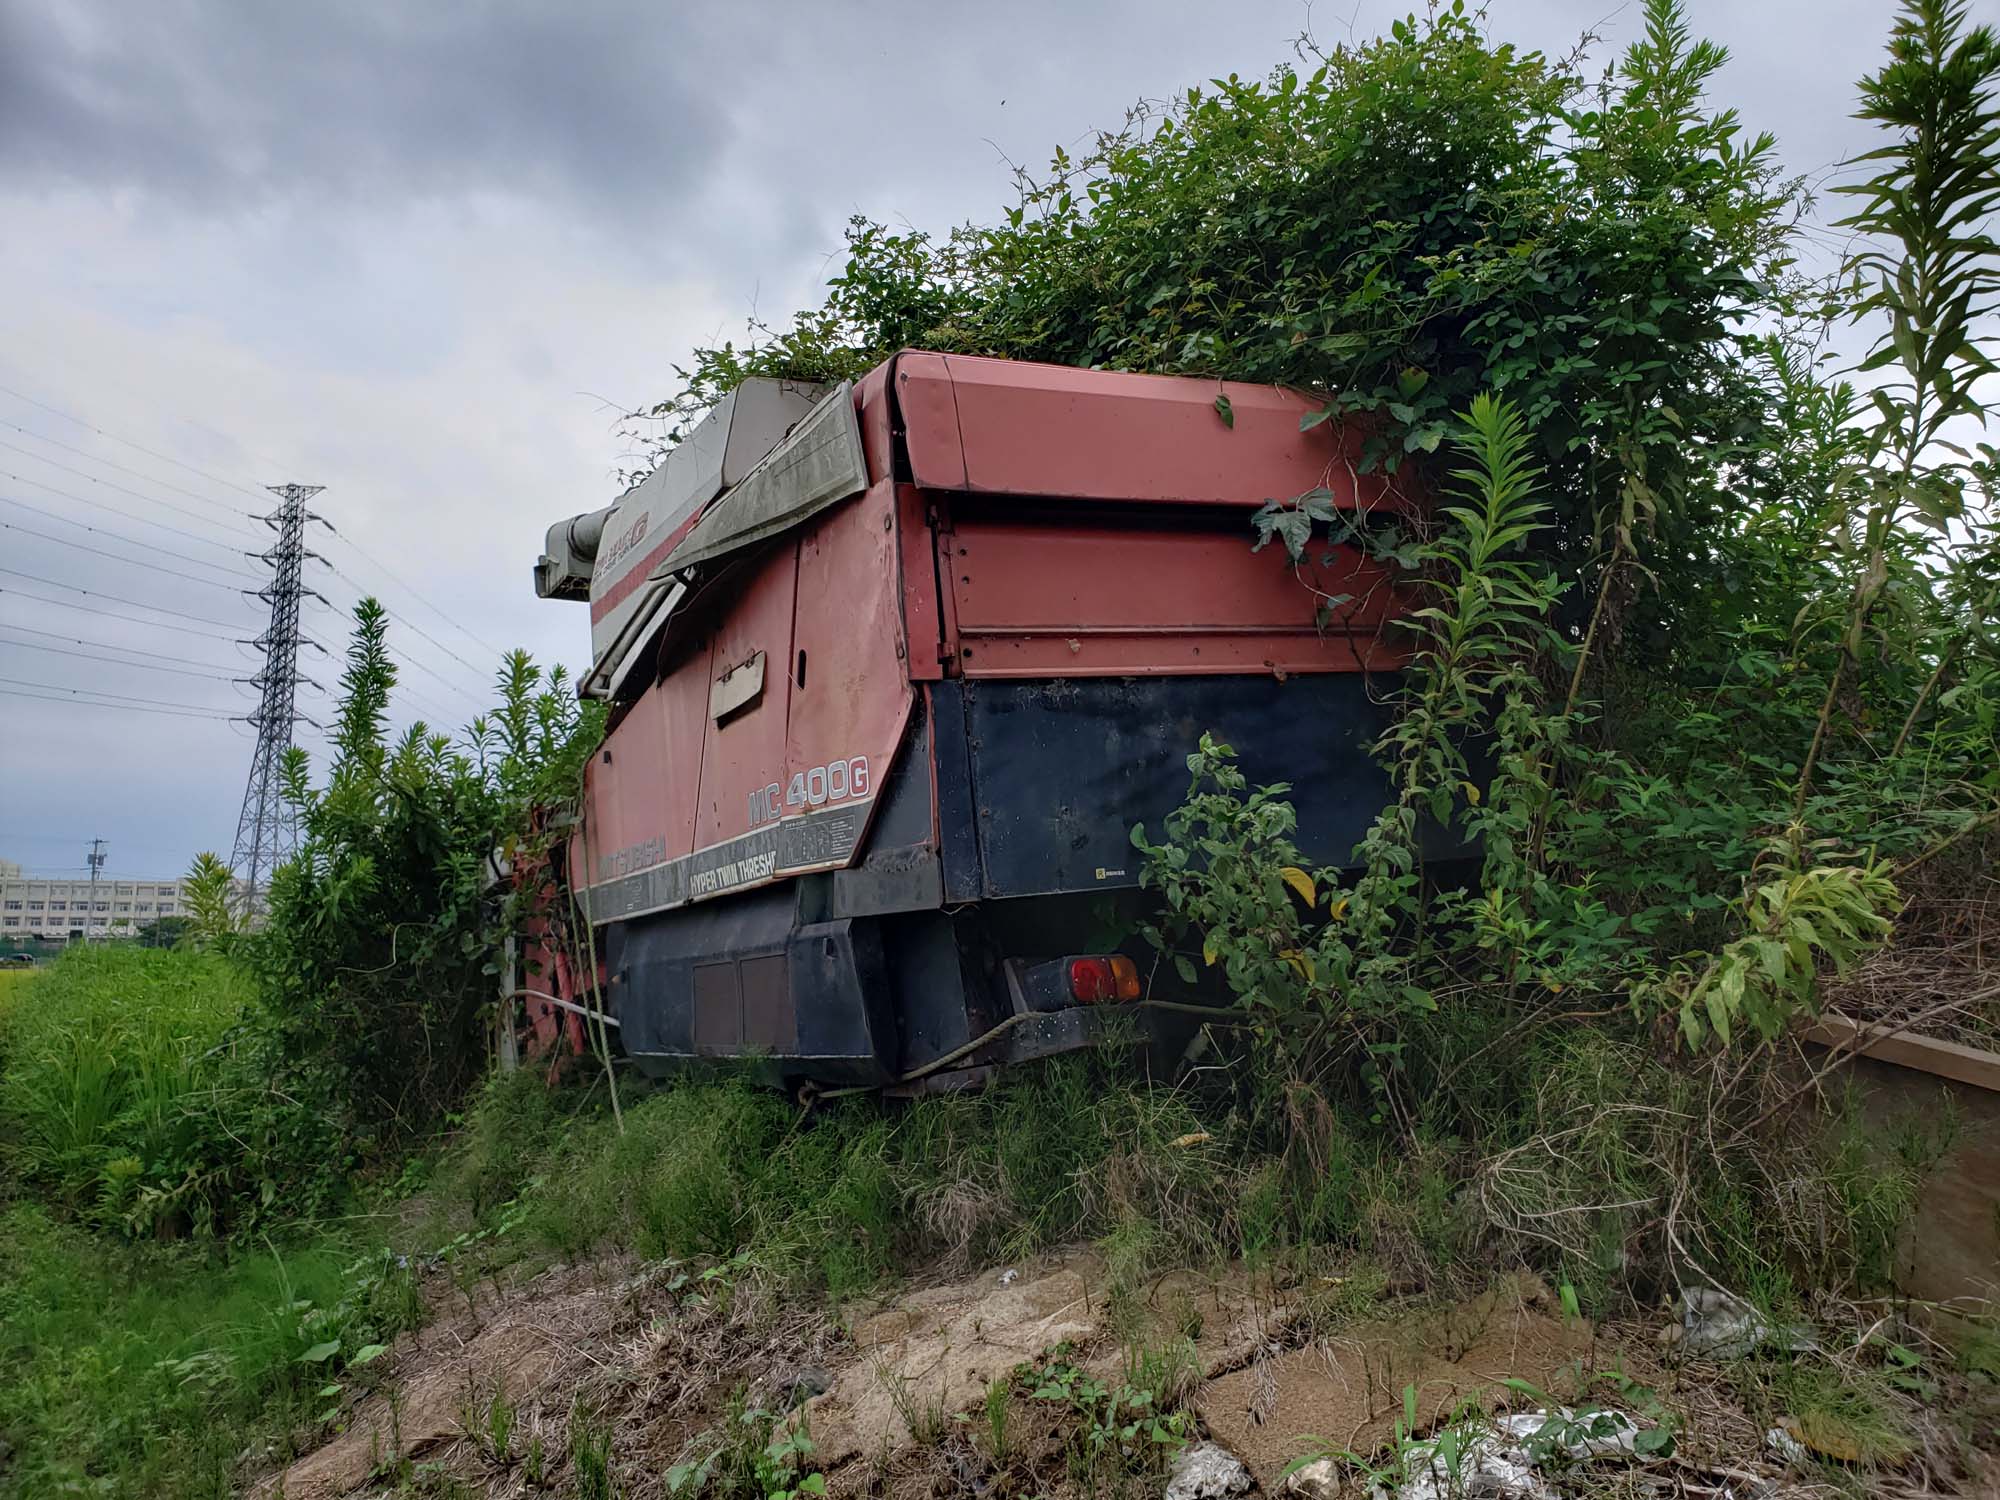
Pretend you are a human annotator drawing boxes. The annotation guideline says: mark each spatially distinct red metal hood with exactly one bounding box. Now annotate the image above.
[892,351,1401,511]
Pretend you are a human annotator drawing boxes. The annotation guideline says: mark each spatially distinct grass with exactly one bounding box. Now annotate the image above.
[0,943,351,1239]
[419,1018,1952,1345]
[430,1057,1262,1301]
[0,946,416,1499]
[0,951,1957,1496]
[0,945,251,1224]
[0,1201,415,1499]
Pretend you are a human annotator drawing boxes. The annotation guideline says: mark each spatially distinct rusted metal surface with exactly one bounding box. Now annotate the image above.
[656,381,867,577]
[896,350,1404,511]
[583,378,826,693]
[543,350,1426,1078]
[947,503,1408,678]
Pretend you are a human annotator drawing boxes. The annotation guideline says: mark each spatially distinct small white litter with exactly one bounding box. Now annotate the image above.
[1495,1407,1644,1461]
[1165,1441,1254,1500]
[1283,1409,1659,1500]
[1764,1425,1809,1467]
[1673,1286,1815,1359]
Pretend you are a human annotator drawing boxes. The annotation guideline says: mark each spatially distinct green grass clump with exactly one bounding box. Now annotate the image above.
[0,967,36,1012]
[431,1022,1942,1324]
[444,1059,1286,1299]
[0,945,347,1238]
[0,1201,416,1499]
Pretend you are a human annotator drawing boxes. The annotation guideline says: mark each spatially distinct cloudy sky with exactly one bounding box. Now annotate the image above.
[0,0,1896,880]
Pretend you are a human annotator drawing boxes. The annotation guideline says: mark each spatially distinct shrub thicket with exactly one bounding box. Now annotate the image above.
[607,0,1997,1309]
[249,599,603,1142]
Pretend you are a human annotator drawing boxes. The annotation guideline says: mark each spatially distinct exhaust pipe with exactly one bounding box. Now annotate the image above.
[534,504,616,601]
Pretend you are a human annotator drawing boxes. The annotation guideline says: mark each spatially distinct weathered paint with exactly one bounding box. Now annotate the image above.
[897,350,1403,511]
[946,502,1407,678]
[576,351,1412,924]
[554,350,1426,1078]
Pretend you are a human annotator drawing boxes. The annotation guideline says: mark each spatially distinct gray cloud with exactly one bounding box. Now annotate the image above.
[0,0,1916,877]
[0,1,734,220]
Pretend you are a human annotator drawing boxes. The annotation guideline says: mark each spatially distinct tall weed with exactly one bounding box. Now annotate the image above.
[0,1203,414,1499]
[0,945,344,1237]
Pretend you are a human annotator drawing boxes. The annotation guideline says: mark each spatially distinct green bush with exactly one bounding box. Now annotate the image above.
[0,946,346,1239]
[249,600,602,1143]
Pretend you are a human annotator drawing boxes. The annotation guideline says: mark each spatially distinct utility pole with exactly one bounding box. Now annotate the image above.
[86,837,105,941]
[228,484,328,919]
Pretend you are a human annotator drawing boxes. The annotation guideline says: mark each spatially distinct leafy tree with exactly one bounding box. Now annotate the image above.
[249,599,602,1139]
[642,0,1799,661]
[178,850,239,951]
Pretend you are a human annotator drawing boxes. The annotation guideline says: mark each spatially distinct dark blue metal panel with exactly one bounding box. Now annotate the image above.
[830,698,945,919]
[610,883,793,1062]
[789,919,895,1080]
[928,681,984,903]
[962,674,1400,900]
[611,885,895,1082]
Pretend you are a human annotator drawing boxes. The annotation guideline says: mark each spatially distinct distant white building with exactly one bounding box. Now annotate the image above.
[0,867,205,941]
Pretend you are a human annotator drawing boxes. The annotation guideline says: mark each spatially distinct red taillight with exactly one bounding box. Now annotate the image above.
[1069,957,1116,1002]
[1069,955,1141,1004]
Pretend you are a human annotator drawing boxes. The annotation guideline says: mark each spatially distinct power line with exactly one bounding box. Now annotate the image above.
[0,420,259,526]
[0,377,282,503]
[0,619,248,667]
[323,524,508,661]
[0,495,261,576]
[0,572,258,634]
[0,686,240,722]
[0,633,249,680]
[303,598,471,725]
[0,676,239,715]
[0,520,264,593]
[0,435,256,530]
[323,561,491,696]
[0,382,498,718]
[0,384,509,692]
[2,463,256,549]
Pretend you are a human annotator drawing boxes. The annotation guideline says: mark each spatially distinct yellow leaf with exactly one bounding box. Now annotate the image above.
[1331,896,1349,921]
[1279,866,1316,907]
[1281,948,1316,983]
[1202,934,1220,967]
[1169,1132,1211,1149]
[1461,780,1482,805]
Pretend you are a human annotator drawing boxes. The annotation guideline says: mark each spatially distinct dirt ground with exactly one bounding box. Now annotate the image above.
[255,1250,1994,1500]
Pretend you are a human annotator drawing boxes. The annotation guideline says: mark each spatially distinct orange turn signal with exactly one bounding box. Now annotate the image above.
[1108,954,1141,1002]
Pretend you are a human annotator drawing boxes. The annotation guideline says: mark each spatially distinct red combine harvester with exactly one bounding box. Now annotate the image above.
[528,352,1412,1087]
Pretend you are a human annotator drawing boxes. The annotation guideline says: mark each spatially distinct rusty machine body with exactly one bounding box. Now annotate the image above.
[528,352,1412,1085]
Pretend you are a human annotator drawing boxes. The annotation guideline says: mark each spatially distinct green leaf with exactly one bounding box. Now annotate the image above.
[1213,393,1235,429]
[298,1341,341,1364]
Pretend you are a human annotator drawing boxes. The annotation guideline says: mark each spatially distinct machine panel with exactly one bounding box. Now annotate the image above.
[784,478,914,867]
[693,540,801,855]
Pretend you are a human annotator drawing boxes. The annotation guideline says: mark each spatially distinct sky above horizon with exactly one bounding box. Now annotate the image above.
[0,0,1897,879]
